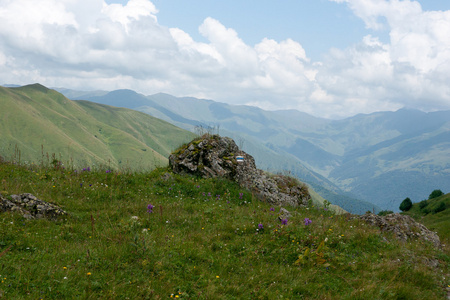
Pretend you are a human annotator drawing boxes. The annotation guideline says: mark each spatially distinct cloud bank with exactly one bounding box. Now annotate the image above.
[0,0,449,118]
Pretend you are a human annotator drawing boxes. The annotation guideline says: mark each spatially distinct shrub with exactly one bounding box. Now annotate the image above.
[399,197,412,212]
[418,200,428,210]
[433,202,446,214]
[428,189,444,200]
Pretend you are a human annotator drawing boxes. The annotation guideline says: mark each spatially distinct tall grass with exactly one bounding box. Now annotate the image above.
[0,159,448,299]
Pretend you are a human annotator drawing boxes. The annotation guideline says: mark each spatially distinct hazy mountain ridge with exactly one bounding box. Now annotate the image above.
[61,88,450,212]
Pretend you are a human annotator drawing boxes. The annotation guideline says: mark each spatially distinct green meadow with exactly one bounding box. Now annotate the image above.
[0,156,449,299]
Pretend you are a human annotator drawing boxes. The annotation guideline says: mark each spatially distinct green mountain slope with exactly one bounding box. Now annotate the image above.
[0,84,195,170]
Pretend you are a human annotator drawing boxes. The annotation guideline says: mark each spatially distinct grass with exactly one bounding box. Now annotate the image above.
[0,158,449,299]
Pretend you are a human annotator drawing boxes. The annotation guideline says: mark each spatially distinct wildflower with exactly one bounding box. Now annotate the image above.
[216,275,220,278]
[304,218,312,226]
[87,272,91,276]
[131,216,139,221]
[270,207,275,212]
[106,170,111,173]
[239,192,243,199]
[63,267,67,270]
[281,218,288,225]
[147,204,154,213]
[258,223,264,230]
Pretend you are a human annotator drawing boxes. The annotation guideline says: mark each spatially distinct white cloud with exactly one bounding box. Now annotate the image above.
[0,0,449,118]
[322,0,450,116]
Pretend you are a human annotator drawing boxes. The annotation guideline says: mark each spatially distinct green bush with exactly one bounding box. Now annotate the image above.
[419,200,428,210]
[429,189,444,200]
[399,197,412,212]
[433,202,446,214]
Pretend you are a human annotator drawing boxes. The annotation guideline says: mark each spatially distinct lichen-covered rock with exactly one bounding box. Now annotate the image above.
[358,213,440,248]
[169,134,310,207]
[0,193,67,220]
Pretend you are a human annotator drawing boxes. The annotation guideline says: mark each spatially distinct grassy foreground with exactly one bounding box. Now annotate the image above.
[0,159,449,299]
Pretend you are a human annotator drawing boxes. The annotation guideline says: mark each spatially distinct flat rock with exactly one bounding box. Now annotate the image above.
[358,213,440,248]
[0,193,67,220]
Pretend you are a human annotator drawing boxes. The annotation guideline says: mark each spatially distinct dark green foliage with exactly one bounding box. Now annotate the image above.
[378,210,394,216]
[433,202,446,214]
[399,197,412,212]
[429,189,444,200]
[419,200,428,210]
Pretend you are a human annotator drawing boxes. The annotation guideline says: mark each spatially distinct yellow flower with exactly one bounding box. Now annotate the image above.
[87,272,91,276]
[216,276,220,278]
[63,267,67,270]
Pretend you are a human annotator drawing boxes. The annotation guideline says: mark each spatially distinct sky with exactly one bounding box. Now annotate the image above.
[1,0,450,118]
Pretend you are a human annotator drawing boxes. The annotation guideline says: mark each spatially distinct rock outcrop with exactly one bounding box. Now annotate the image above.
[359,213,440,248]
[169,134,310,206]
[0,193,67,220]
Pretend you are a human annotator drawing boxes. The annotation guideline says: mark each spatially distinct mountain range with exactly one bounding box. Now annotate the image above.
[59,88,450,212]
[2,83,448,214]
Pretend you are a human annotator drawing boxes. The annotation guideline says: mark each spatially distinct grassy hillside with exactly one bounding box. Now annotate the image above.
[404,193,450,243]
[0,159,448,299]
[0,84,195,171]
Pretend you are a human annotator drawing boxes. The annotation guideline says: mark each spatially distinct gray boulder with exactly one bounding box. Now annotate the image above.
[358,213,440,248]
[169,134,310,207]
[0,193,67,220]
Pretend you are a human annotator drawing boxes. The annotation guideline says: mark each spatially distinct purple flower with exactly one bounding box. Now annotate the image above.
[80,183,83,187]
[106,170,111,173]
[239,193,243,199]
[281,218,288,225]
[258,223,264,230]
[147,204,154,213]
[304,218,312,226]
[270,207,275,212]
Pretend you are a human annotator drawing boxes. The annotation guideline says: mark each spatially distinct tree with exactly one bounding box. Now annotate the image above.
[399,197,412,212]
[428,189,444,200]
